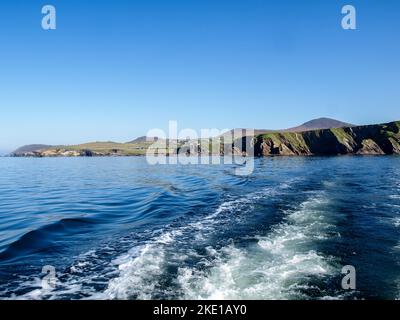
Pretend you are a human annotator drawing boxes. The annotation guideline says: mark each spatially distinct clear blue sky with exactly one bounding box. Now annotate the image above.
[1,0,399,152]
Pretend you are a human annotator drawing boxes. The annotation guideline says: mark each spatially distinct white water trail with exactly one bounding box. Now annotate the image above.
[100,181,298,300]
[178,192,339,300]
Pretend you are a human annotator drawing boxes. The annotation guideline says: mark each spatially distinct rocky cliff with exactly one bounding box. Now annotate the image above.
[253,121,400,156]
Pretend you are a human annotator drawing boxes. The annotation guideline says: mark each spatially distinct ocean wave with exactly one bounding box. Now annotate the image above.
[0,217,96,261]
[394,217,400,228]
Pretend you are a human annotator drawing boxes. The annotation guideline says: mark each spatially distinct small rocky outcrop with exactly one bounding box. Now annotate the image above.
[356,139,385,155]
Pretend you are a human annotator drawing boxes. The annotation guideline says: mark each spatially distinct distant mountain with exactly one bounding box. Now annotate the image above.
[283,118,354,132]
[12,144,52,156]
[127,136,162,144]
[221,118,354,137]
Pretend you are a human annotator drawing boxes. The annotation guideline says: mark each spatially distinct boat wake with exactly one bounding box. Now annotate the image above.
[177,192,340,299]
[2,178,347,300]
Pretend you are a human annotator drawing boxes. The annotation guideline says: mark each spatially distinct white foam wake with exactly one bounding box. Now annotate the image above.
[178,193,339,300]
[100,181,298,300]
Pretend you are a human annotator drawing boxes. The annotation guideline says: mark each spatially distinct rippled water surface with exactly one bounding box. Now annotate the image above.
[0,157,399,299]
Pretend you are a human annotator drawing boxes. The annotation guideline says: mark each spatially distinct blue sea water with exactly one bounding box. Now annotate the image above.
[0,156,399,300]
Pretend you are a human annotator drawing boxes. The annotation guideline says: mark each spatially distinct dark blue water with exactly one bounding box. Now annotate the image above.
[0,157,399,300]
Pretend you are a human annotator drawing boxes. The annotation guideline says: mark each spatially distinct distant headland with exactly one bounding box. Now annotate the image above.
[9,118,400,157]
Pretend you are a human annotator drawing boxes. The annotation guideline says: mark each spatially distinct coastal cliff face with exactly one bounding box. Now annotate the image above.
[253,121,400,156]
